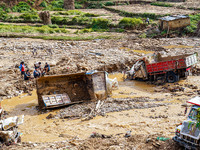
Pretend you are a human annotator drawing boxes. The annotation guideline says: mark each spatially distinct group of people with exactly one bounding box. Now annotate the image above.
[19,61,50,81]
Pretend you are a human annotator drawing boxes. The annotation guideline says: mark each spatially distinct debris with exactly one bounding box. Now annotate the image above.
[156,137,170,141]
[124,131,132,138]
[90,132,112,138]
[0,115,24,146]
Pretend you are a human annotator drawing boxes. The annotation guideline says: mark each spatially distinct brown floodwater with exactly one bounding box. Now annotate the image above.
[1,73,196,143]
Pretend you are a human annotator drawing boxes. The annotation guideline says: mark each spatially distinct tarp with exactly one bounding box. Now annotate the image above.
[187,96,200,106]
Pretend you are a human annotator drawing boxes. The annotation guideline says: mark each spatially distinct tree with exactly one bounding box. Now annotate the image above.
[64,0,75,10]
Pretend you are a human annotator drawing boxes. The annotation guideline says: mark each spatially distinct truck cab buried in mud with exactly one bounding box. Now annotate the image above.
[127,52,198,83]
[173,96,200,150]
[36,71,107,109]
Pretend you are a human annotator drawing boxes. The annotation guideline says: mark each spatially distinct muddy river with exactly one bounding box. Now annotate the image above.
[2,73,197,143]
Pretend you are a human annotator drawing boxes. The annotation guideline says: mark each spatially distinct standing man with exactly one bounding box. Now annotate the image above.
[146,17,149,24]
[19,61,25,78]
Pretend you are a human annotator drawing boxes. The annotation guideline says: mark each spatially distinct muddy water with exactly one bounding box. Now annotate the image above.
[1,73,197,143]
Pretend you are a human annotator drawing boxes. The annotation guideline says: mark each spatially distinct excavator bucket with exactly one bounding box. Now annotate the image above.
[36,71,107,109]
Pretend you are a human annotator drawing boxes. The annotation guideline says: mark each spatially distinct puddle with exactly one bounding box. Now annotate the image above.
[163,45,194,49]
[120,47,154,54]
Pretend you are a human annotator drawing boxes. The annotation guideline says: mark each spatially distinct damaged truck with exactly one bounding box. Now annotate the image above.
[36,71,107,109]
[173,96,200,150]
[127,52,198,83]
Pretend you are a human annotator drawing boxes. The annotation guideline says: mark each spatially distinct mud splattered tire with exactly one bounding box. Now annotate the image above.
[166,72,178,83]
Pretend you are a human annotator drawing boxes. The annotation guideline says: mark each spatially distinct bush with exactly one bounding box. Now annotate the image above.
[48,24,59,28]
[19,12,39,22]
[54,10,99,17]
[105,1,114,6]
[75,3,84,9]
[91,18,111,29]
[82,13,99,17]
[72,16,91,25]
[40,1,48,8]
[12,2,31,12]
[118,17,143,29]
[150,2,173,7]
[45,0,64,10]
[184,14,200,33]
[51,0,63,8]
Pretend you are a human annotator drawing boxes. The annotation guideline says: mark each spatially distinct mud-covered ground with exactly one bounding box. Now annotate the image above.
[108,4,195,15]
[0,36,200,149]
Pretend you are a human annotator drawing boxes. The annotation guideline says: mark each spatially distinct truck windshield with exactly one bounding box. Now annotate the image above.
[188,108,198,120]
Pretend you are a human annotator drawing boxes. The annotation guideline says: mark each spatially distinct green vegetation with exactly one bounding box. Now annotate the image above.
[91,18,111,29]
[0,2,11,12]
[54,10,99,17]
[118,17,143,29]
[0,24,69,34]
[51,15,92,26]
[44,0,64,11]
[12,2,31,12]
[185,13,200,33]
[150,2,173,7]
[19,12,39,22]
[39,1,48,8]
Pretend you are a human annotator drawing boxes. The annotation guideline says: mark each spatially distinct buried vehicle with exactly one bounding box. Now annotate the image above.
[127,52,198,83]
[173,97,200,150]
[36,71,107,109]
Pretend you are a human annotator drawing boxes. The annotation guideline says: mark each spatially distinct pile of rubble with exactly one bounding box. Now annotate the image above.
[0,108,23,148]
[54,97,168,120]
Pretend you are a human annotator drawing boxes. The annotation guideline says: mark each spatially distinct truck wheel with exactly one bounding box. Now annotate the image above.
[166,72,178,83]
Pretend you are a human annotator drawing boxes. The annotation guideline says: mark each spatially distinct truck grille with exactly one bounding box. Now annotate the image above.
[182,135,198,145]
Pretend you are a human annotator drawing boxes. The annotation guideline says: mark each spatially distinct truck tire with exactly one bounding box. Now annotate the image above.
[166,72,178,83]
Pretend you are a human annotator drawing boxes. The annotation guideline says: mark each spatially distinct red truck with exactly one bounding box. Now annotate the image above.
[127,52,198,83]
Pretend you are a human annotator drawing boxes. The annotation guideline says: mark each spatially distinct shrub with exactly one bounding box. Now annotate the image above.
[51,0,63,8]
[118,17,143,29]
[48,24,59,28]
[40,1,48,8]
[150,2,173,7]
[91,18,111,29]
[12,2,31,12]
[19,12,39,22]
[82,13,99,17]
[184,14,200,33]
[80,28,93,33]
[105,1,114,6]
[75,3,83,9]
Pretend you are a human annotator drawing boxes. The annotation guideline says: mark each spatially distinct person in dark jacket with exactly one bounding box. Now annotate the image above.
[24,69,31,80]
[33,68,40,78]
[44,62,50,73]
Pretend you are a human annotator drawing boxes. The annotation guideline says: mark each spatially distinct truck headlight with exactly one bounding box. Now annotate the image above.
[176,129,180,136]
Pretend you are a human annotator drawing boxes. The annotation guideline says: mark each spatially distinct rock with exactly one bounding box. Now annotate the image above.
[46,113,54,119]
[109,145,121,150]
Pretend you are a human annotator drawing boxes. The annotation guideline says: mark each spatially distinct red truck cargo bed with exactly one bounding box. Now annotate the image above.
[146,59,186,73]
